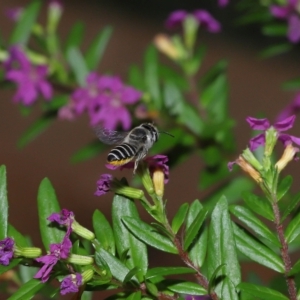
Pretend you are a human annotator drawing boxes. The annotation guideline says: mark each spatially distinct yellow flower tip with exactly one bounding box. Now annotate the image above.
[152,169,165,197]
[154,34,179,60]
[237,156,262,183]
[275,144,299,172]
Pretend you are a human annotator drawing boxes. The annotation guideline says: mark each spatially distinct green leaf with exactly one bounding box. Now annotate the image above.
[95,248,137,283]
[7,278,44,300]
[185,200,207,267]
[93,209,115,255]
[282,77,300,90]
[167,281,207,295]
[171,203,189,234]
[207,196,241,295]
[260,43,292,59]
[10,1,41,45]
[233,223,284,273]
[112,195,148,281]
[122,217,178,254]
[0,165,8,239]
[126,291,141,300]
[71,141,105,163]
[222,277,239,300]
[64,22,84,53]
[8,224,28,247]
[163,80,184,116]
[184,208,207,250]
[229,205,280,247]
[237,283,289,300]
[288,258,300,276]
[277,175,293,201]
[85,26,113,70]
[285,211,300,243]
[144,45,161,109]
[242,192,274,221]
[145,280,158,297]
[37,178,64,249]
[146,267,195,279]
[262,24,287,36]
[281,192,300,222]
[17,116,53,148]
[0,259,21,276]
[67,47,89,86]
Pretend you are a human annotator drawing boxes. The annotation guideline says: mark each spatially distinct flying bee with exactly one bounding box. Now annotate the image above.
[95,123,173,173]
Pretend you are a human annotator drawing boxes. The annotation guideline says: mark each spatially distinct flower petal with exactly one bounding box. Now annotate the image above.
[246,117,270,130]
[274,115,295,132]
[248,133,265,151]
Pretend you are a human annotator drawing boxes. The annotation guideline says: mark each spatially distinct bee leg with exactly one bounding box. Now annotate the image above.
[133,147,147,174]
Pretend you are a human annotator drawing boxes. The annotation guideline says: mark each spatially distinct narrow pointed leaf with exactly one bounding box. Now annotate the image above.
[112,195,148,281]
[230,205,280,247]
[285,211,300,243]
[281,192,300,222]
[237,283,289,300]
[85,26,113,70]
[221,277,239,300]
[277,175,292,201]
[145,280,158,297]
[8,224,28,247]
[242,192,274,221]
[185,200,207,267]
[171,203,189,234]
[0,165,8,239]
[71,141,105,163]
[122,217,178,254]
[7,278,44,300]
[184,208,207,250]
[260,43,292,59]
[167,281,207,295]
[67,47,88,86]
[37,178,64,249]
[18,116,53,148]
[233,223,284,273]
[10,1,41,45]
[146,267,195,279]
[93,209,115,255]
[64,22,84,53]
[207,196,241,295]
[126,291,141,300]
[288,258,300,276]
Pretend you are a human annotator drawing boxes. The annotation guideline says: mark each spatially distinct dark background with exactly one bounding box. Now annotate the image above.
[0,0,299,297]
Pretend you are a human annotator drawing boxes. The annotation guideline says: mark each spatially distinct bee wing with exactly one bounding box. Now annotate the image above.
[94,127,129,145]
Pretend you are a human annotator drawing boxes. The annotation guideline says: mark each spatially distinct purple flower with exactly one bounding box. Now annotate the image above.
[165,9,221,33]
[60,273,82,295]
[106,155,170,183]
[276,93,300,121]
[270,0,300,43]
[246,115,300,150]
[34,236,72,283]
[0,237,14,266]
[70,73,142,130]
[5,46,52,106]
[218,0,229,7]
[95,174,113,196]
[48,209,74,236]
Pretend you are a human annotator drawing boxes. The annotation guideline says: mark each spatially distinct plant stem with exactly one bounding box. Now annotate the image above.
[271,200,297,300]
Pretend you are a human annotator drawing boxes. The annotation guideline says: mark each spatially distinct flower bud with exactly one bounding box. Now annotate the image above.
[275,143,299,172]
[81,269,94,284]
[152,169,165,197]
[138,163,155,195]
[66,254,94,265]
[265,127,278,157]
[71,221,95,241]
[242,148,263,171]
[236,156,262,183]
[154,34,180,60]
[14,245,42,258]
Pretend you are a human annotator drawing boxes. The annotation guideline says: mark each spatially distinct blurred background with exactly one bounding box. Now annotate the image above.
[0,0,300,297]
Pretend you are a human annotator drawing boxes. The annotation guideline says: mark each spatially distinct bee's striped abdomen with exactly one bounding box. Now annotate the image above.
[107,143,137,166]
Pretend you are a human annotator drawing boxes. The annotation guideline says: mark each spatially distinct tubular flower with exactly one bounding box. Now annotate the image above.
[69,73,142,130]
[270,0,300,43]
[34,235,72,283]
[4,46,52,106]
[275,143,299,172]
[48,209,74,236]
[246,115,300,151]
[60,273,82,295]
[165,9,221,33]
[0,237,14,266]
[95,174,113,196]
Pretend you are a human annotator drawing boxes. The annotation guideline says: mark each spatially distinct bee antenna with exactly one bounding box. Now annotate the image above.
[159,131,174,138]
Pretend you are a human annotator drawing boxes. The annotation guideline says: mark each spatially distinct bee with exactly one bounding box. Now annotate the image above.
[95,123,172,173]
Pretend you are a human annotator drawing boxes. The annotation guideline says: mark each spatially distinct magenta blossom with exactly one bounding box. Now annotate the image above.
[34,236,72,283]
[60,273,82,295]
[0,237,14,266]
[165,9,221,33]
[5,46,52,106]
[106,155,169,183]
[95,174,113,196]
[276,93,300,122]
[48,209,74,236]
[246,115,300,150]
[270,0,300,43]
[69,73,142,130]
